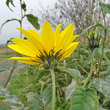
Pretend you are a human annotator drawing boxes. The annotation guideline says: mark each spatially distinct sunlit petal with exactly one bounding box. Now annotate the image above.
[61,42,79,59]
[42,21,54,53]
[17,28,45,53]
[9,21,79,67]
[9,57,41,65]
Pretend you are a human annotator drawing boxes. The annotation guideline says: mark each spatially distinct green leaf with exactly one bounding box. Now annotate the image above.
[58,67,83,84]
[65,79,77,100]
[0,96,6,101]
[0,19,20,32]
[27,93,43,110]
[27,86,52,110]
[21,2,26,12]
[71,86,98,110]
[25,14,40,30]
[92,76,110,104]
[6,0,15,11]
[80,24,104,37]
[0,86,24,109]
[41,86,52,106]
[99,0,110,13]
[98,66,110,78]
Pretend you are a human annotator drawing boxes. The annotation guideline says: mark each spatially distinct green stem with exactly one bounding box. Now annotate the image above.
[50,69,56,110]
[97,11,107,75]
[83,51,94,88]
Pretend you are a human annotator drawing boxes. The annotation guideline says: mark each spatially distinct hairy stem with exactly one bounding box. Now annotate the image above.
[83,51,94,88]
[50,69,56,110]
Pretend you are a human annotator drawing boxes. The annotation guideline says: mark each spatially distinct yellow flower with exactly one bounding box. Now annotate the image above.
[8,21,79,69]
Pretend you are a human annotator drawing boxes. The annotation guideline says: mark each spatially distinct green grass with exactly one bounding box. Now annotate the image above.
[0,54,16,58]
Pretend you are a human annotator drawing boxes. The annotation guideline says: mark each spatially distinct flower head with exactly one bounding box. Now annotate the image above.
[8,21,79,69]
[87,31,100,51]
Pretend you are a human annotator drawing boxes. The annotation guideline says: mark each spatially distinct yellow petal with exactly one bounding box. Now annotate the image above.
[61,24,74,37]
[8,44,37,57]
[9,57,41,65]
[17,28,45,53]
[54,24,62,35]
[55,24,74,52]
[60,24,74,50]
[61,42,79,59]
[42,21,54,53]
[54,24,62,52]
[28,29,42,42]
[71,35,79,42]
[11,38,39,55]
[62,35,79,50]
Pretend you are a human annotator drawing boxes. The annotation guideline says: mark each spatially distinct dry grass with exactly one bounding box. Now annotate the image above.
[0,46,16,64]
[0,46,15,55]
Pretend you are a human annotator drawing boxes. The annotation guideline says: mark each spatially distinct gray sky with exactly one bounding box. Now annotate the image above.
[0,0,56,44]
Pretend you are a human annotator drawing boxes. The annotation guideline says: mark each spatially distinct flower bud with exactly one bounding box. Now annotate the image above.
[87,31,100,51]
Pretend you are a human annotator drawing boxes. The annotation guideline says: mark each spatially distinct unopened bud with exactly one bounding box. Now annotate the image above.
[87,31,100,51]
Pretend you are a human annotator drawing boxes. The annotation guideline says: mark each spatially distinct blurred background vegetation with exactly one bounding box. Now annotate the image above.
[0,0,110,110]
